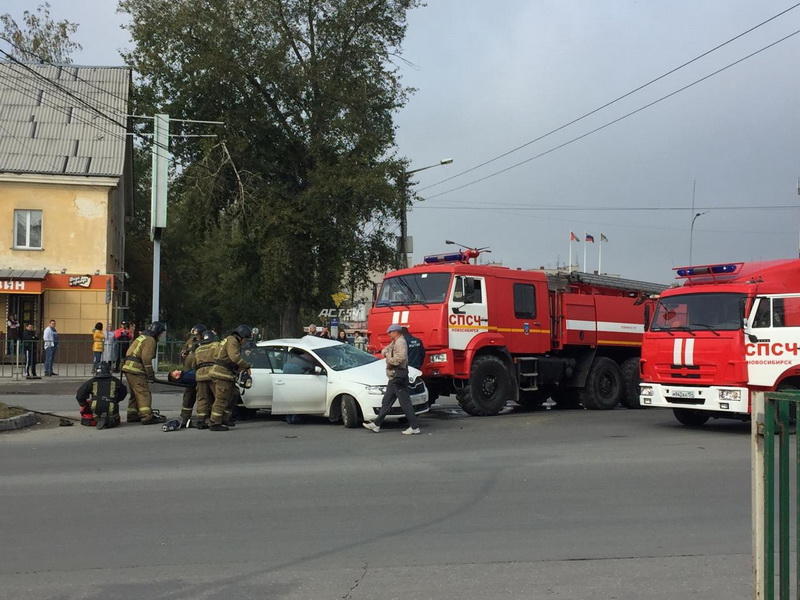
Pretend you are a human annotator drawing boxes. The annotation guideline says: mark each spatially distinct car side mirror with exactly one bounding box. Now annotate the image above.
[314,366,323,375]
[463,277,476,304]
[644,304,651,332]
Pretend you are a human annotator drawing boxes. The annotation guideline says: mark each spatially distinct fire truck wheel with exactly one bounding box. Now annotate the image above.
[619,357,642,409]
[457,355,510,416]
[580,357,622,410]
[673,408,710,427]
[340,395,361,428]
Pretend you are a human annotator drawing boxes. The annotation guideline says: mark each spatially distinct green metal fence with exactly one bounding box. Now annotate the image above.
[753,390,800,599]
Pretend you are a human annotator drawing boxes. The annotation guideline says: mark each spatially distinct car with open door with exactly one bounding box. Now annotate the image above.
[238,335,429,427]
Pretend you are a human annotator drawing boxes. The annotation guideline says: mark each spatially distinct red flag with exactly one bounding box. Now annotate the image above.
[570,232,579,242]
[585,234,595,243]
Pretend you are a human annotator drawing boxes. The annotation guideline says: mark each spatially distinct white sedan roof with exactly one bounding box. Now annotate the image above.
[255,336,343,350]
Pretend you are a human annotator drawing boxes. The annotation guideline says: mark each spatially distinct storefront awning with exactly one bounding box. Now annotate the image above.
[0,269,48,279]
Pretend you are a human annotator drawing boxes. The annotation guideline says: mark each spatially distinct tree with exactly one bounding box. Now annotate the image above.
[119,0,419,335]
[0,2,82,63]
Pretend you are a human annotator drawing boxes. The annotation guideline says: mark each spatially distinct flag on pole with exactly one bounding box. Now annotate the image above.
[570,231,580,242]
[585,234,595,243]
[600,233,608,242]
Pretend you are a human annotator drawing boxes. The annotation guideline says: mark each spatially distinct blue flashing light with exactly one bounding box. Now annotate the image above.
[675,263,739,278]
[423,252,468,264]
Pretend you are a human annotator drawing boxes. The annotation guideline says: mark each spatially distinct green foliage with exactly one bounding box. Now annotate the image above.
[119,0,419,335]
[0,2,82,63]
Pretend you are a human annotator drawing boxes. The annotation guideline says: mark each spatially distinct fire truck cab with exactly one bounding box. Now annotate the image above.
[639,260,800,426]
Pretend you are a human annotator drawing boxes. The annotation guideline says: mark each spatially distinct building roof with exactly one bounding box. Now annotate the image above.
[0,62,131,178]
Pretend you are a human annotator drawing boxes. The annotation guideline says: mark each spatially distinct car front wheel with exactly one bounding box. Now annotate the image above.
[341,395,361,428]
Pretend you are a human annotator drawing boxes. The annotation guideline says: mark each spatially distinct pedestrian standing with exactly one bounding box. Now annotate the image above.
[363,323,421,435]
[43,319,59,376]
[113,321,133,372]
[22,323,39,379]
[92,322,104,368]
[6,313,20,355]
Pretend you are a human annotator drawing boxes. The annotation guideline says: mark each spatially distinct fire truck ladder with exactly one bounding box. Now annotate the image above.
[546,271,669,296]
[516,357,539,391]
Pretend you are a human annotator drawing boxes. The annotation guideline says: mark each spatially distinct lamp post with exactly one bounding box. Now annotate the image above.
[689,211,708,265]
[398,158,453,268]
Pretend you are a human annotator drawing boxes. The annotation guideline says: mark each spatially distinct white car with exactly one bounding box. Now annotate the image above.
[238,336,429,427]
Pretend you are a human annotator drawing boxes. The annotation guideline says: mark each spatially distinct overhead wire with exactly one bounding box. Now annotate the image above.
[423,27,800,200]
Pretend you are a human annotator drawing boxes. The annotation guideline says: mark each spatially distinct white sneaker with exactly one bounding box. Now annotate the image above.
[363,422,380,432]
[402,427,421,435]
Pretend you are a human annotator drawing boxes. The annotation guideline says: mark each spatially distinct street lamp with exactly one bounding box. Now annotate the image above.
[689,211,708,265]
[398,158,453,268]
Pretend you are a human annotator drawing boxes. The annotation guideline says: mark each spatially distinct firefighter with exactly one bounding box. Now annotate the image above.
[207,324,252,431]
[178,323,206,427]
[190,329,219,429]
[75,362,128,429]
[121,321,167,425]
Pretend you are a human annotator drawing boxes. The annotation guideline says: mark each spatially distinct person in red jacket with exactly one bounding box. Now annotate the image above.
[112,321,133,372]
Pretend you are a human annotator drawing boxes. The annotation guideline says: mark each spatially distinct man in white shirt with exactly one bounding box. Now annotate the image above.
[43,319,59,376]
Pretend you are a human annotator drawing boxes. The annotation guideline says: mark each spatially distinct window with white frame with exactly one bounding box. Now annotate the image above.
[14,210,42,249]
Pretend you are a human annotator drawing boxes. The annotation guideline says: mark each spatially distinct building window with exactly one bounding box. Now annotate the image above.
[14,210,42,249]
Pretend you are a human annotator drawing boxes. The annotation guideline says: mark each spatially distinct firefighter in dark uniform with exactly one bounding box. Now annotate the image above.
[178,323,206,427]
[208,325,252,431]
[76,362,128,429]
[190,329,219,429]
[401,326,425,370]
[121,321,167,424]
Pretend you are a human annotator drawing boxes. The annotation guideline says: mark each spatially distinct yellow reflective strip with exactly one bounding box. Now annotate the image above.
[597,339,642,347]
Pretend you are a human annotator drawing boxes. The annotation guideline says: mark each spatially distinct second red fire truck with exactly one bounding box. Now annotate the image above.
[639,259,800,426]
[367,250,667,416]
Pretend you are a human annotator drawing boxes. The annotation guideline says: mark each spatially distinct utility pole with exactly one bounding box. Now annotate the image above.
[397,158,453,268]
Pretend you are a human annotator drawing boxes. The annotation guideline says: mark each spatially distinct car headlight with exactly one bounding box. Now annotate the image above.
[429,353,447,363]
[640,386,654,397]
[366,385,387,395]
[718,389,741,402]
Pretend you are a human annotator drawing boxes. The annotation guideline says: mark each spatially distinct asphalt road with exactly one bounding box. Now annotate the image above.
[0,385,753,600]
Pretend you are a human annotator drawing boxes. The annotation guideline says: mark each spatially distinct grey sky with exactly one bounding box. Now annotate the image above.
[35,1,800,283]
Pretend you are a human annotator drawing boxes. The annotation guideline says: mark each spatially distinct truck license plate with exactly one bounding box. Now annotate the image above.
[671,390,695,399]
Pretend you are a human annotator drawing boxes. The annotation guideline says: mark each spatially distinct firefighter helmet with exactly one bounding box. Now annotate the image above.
[233,324,252,339]
[200,330,218,344]
[191,323,207,336]
[94,362,112,378]
[148,321,166,337]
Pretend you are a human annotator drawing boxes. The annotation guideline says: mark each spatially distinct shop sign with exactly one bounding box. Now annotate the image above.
[0,279,26,291]
[68,275,92,288]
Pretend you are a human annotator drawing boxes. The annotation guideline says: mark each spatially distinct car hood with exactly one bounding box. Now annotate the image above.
[335,358,422,386]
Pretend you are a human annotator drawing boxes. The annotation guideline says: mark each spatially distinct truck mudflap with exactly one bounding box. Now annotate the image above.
[639,382,749,414]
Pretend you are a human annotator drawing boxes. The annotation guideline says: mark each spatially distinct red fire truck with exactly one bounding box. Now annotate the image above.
[366,250,667,416]
[639,260,800,426]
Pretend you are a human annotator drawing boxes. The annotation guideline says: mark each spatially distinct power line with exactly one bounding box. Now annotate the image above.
[419,2,800,192]
[424,27,800,200]
[415,204,798,212]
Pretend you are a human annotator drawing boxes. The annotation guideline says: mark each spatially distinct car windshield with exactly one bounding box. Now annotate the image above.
[375,272,451,306]
[314,342,379,372]
[651,292,746,332]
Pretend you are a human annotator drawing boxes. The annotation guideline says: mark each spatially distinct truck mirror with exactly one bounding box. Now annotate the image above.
[644,304,651,332]
[463,277,476,304]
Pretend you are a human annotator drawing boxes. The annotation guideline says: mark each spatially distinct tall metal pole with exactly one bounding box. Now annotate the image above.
[689,211,707,265]
[398,158,453,269]
[151,114,169,326]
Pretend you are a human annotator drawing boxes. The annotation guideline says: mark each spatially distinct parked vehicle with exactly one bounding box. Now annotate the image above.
[640,260,800,426]
[367,250,667,416]
[237,336,429,427]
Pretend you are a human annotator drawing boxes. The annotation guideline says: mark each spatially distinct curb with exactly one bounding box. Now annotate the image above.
[0,411,38,431]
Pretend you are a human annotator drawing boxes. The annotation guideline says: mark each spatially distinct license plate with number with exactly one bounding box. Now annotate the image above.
[671,390,695,399]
